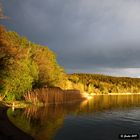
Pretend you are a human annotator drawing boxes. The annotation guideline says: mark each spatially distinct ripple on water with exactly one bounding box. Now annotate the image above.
[56,107,140,140]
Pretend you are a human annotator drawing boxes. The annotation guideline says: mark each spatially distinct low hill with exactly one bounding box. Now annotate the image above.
[67,73,140,94]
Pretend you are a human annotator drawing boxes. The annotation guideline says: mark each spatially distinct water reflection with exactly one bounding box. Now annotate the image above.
[7,95,140,140]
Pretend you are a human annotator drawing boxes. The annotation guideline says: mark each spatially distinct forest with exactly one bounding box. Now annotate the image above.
[68,73,140,94]
[1,25,140,102]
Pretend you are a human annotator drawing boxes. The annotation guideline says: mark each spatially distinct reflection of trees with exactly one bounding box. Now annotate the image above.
[8,103,81,140]
[71,95,140,116]
[78,95,140,115]
[8,106,65,140]
[8,95,140,140]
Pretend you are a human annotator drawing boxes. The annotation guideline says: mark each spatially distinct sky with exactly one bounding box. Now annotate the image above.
[1,0,140,77]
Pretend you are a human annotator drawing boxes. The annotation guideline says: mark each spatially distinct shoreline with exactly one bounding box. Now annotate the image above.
[1,92,140,108]
[0,106,35,140]
[82,92,140,97]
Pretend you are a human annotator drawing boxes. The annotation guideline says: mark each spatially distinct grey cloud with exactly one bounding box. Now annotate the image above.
[1,0,140,77]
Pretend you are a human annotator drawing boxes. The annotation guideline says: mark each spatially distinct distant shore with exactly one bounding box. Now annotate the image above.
[108,93,140,95]
[82,92,140,97]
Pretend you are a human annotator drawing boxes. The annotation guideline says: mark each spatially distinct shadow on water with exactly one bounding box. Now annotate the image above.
[0,107,34,140]
[7,95,140,140]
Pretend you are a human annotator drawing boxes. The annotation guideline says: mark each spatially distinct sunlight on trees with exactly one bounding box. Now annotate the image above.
[0,26,65,100]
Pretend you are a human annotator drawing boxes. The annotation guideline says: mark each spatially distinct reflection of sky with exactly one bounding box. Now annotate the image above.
[1,0,140,77]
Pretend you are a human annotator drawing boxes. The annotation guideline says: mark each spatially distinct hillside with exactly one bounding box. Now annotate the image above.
[68,73,140,94]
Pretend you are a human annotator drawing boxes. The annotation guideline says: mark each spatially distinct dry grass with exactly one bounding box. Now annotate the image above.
[0,94,5,101]
[24,88,85,105]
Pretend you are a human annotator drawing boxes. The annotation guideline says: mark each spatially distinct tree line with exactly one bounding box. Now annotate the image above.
[67,73,140,94]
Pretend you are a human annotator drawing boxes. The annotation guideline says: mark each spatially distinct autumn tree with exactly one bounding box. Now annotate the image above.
[0,25,66,100]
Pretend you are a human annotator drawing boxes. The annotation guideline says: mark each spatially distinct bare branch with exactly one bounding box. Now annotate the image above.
[0,2,8,19]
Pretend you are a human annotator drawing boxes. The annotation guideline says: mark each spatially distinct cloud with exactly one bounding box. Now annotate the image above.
[1,0,140,77]
[67,67,140,78]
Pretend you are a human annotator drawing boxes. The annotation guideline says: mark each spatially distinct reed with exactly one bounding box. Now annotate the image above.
[0,94,5,101]
[24,88,85,105]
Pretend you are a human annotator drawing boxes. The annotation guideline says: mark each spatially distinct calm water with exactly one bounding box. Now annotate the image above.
[7,95,140,140]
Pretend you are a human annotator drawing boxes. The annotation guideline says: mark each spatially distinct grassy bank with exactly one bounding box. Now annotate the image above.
[0,101,33,108]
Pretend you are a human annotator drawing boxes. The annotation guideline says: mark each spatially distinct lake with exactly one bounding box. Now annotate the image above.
[7,95,140,140]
